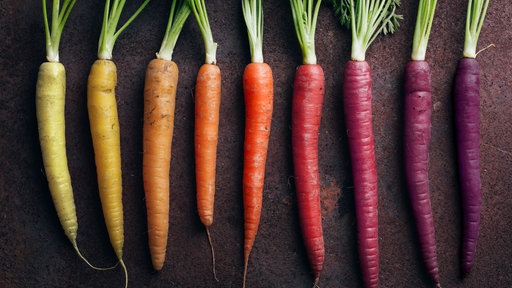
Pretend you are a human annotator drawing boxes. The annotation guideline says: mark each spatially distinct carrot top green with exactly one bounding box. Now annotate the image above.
[411,0,437,61]
[289,0,322,65]
[188,0,217,64]
[97,0,151,60]
[328,0,402,61]
[157,0,191,61]
[242,0,264,63]
[463,0,490,58]
[42,0,77,62]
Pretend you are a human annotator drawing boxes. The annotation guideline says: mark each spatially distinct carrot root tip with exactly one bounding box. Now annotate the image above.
[313,276,320,288]
[72,241,118,271]
[205,227,218,282]
[119,258,128,288]
[242,256,249,288]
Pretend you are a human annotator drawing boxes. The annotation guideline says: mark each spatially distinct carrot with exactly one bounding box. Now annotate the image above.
[241,1,274,286]
[289,0,325,286]
[403,1,440,286]
[37,0,112,270]
[143,0,190,272]
[87,0,150,286]
[454,0,489,277]
[328,1,401,287]
[188,0,221,280]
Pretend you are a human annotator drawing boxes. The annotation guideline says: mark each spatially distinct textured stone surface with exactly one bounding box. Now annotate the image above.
[1,1,511,287]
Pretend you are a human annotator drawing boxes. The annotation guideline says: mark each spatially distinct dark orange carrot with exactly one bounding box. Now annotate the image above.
[242,62,273,287]
[142,1,190,271]
[194,63,221,229]
[290,1,325,286]
[189,0,221,280]
[241,1,274,286]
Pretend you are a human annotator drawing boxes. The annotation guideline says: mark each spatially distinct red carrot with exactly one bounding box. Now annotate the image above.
[241,1,274,287]
[289,0,325,286]
[328,1,401,287]
[454,0,489,276]
[403,1,440,286]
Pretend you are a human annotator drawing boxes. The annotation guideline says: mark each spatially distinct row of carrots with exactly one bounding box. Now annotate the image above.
[36,0,490,287]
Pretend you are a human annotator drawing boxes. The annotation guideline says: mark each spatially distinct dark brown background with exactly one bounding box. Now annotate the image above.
[1,1,511,287]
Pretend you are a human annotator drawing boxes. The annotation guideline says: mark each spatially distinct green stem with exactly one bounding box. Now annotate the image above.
[188,0,217,64]
[411,0,437,61]
[463,0,489,58]
[97,0,152,60]
[157,0,191,61]
[289,0,322,65]
[242,0,264,63]
[351,0,401,61]
[42,0,77,62]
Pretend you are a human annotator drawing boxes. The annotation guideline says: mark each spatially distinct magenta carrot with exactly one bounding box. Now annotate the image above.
[289,0,325,286]
[327,1,401,287]
[404,1,440,286]
[241,1,274,287]
[454,0,489,277]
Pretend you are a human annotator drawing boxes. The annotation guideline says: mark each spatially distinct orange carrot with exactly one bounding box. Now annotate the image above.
[143,59,177,271]
[189,0,221,280]
[194,63,221,229]
[241,1,274,287]
[143,1,190,271]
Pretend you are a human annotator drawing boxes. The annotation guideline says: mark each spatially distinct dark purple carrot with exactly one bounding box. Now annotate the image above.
[454,57,481,277]
[290,1,325,285]
[403,1,440,286]
[327,1,401,287]
[454,0,489,277]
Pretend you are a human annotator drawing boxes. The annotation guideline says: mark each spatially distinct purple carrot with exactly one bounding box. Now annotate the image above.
[454,58,482,276]
[403,1,440,286]
[404,61,440,286]
[453,0,489,276]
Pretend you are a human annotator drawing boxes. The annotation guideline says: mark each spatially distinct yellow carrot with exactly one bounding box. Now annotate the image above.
[87,0,151,286]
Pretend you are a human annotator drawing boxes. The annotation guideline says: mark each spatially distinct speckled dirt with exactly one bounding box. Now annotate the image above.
[1,1,511,288]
